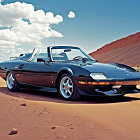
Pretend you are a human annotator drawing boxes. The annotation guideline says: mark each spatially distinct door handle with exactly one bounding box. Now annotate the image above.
[15,64,24,69]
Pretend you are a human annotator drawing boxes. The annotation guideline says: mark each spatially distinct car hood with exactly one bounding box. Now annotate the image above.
[81,63,140,81]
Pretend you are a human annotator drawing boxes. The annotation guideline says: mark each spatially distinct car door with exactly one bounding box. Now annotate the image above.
[17,49,54,87]
[19,62,53,86]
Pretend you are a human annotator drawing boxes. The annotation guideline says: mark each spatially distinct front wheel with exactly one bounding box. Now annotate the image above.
[6,72,20,91]
[58,74,81,100]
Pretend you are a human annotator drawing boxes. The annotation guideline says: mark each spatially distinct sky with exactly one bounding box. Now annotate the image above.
[0,0,140,61]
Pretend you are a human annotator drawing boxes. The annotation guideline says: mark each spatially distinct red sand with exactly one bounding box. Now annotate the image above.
[89,32,140,66]
[0,77,140,140]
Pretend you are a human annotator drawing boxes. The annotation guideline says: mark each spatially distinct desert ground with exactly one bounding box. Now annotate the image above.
[0,77,140,140]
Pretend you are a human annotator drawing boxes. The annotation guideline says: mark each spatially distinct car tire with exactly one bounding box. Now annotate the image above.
[6,72,20,92]
[58,74,81,100]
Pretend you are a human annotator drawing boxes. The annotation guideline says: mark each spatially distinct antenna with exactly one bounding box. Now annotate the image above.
[54,37,55,46]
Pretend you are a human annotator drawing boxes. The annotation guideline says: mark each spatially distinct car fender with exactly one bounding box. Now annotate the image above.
[57,67,73,76]
[54,67,73,87]
[110,63,136,72]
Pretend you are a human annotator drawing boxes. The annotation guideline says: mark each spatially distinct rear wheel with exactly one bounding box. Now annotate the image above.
[58,74,81,100]
[6,72,20,91]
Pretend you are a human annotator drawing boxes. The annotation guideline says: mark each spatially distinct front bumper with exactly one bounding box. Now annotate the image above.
[78,80,140,86]
[75,80,140,96]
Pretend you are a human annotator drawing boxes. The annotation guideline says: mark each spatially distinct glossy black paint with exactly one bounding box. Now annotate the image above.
[0,46,140,96]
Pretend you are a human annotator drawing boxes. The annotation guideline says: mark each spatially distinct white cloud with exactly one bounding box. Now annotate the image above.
[0,2,34,27]
[0,29,16,49]
[0,2,64,61]
[68,11,75,19]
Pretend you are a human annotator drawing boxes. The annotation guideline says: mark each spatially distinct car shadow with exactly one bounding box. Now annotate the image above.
[0,87,140,104]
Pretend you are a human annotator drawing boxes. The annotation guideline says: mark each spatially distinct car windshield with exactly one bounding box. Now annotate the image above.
[51,47,95,61]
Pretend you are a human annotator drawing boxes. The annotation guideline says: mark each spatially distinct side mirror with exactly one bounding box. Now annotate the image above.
[37,58,45,63]
[95,59,98,62]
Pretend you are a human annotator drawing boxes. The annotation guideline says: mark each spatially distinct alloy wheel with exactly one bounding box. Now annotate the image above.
[60,76,73,99]
[6,73,15,89]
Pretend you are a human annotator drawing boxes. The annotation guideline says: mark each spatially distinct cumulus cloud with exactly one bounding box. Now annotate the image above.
[0,2,63,61]
[68,11,75,18]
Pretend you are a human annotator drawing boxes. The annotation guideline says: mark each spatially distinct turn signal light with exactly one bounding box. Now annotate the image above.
[78,81,140,86]
[78,81,87,85]
[78,81,110,85]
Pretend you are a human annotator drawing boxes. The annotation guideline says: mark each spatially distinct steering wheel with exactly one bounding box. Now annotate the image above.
[73,56,83,60]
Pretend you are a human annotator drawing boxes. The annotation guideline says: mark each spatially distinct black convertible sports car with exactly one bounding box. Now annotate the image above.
[0,46,140,100]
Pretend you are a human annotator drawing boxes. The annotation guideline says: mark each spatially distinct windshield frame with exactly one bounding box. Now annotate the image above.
[50,46,95,62]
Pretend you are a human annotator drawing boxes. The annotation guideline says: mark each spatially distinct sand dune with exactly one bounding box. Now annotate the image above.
[89,32,140,66]
[0,77,140,140]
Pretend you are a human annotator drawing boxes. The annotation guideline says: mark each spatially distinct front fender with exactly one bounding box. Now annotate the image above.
[57,67,73,76]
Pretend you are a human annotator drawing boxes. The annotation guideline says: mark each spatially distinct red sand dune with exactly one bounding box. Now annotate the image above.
[89,32,140,66]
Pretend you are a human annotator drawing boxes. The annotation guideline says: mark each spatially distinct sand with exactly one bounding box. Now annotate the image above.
[0,77,140,140]
[89,32,140,67]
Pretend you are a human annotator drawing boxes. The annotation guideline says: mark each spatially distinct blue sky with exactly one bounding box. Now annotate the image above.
[1,0,140,55]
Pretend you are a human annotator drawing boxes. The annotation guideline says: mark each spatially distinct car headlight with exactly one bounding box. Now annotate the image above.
[90,73,107,80]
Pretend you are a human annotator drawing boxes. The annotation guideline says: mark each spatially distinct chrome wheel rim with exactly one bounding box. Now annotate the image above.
[60,76,73,99]
[6,73,15,89]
